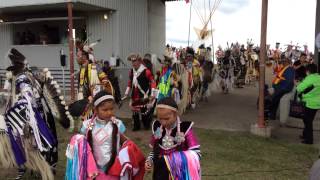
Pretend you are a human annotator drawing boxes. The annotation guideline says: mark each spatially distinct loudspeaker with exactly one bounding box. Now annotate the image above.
[60,54,66,67]
[116,57,120,67]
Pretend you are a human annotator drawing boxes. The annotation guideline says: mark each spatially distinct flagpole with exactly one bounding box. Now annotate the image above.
[187,0,192,47]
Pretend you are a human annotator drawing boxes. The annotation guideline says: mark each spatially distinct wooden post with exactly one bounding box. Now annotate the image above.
[315,0,320,72]
[68,2,75,101]
[258,0,268,128]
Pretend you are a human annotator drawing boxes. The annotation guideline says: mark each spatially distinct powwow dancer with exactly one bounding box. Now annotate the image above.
[185,48,202,108]
[73,50,109,120]
[198,46,214,100]
[0,48,72,179]
[156,56,179,102]
[65,90,145,179]
[171,56,189,115]
[232,44,246,88]
[216,49,235,94]
[284,43,294,61]
[145,97,201,180]
[201,57,214,100]
[69,39,112,121]
[102,60,122,104]
[270,42,283,79]
[124,54,157,131]
[244,43,258,85]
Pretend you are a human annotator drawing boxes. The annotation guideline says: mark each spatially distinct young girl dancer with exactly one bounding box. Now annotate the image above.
[145,97,201,180]
[66,90,145,180]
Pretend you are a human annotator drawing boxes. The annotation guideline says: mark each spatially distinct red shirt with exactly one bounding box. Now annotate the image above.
[127,68,156,102]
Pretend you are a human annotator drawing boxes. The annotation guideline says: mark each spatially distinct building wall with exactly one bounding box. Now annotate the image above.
[85,0,149,64]
[0,24,13,68]
[0,21,74,68]
[0,0,166,66]
[148,0,166,58]
[1,0,166,66]
[87,12,118,61]
[79,0,166,63]
[0,0,166,94]
[11,45,69,68]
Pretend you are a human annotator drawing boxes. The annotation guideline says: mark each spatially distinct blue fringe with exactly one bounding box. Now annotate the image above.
[65,143,79,180]
[179,151,190,180]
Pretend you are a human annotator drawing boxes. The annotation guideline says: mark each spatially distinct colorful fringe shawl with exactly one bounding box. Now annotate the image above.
[163,150,201,180]
[65,134,98,180]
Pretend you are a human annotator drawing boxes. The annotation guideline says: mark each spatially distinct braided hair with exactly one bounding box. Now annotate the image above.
[87,90,118,173]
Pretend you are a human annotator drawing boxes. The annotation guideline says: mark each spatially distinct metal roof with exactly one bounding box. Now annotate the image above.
[162,0,185,3]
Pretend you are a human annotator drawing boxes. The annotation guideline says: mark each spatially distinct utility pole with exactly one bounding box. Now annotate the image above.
[251,0,271,137]
[258,0,268,128]
[67,1,75,101]
[315,0,320,72]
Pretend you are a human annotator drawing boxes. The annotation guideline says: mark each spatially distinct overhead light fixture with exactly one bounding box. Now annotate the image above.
[103,14,108,20]
[0,19,4,23]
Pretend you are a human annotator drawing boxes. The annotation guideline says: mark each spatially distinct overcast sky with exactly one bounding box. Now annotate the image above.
[166,0,317,51]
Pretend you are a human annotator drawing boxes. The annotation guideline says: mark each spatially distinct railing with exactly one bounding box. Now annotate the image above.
[0,67,77,89]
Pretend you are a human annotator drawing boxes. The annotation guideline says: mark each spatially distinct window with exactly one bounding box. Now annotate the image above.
[12,19,86,45]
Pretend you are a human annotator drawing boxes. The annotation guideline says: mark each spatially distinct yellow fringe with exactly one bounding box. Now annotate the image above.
[164,156,174,180]
[0,133,17,168]
[0,135,53,179]
[23,139,54,180]
[178,67,189,115]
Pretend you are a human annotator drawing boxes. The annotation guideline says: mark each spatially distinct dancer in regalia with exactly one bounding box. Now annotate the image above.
[65,90,145,179]
[185,48,202,108]
[102,60,121,104]
[124,54,157,131]
[232,44,246,88]
[75,50,109,120]
[199,46,214,100]
[145,97,201,180]
[244,43,258,85]
[0,48,72,179]
[217,49,235,93]
[156,56,179,101]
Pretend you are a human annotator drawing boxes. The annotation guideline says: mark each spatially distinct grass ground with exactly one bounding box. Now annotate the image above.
[1,119,319,180]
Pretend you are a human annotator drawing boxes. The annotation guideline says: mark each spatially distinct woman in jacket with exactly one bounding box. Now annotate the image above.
[297,64,320,144]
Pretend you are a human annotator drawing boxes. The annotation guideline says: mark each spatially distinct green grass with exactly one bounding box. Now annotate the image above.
[1,119,319,180]
[198,129,318,180]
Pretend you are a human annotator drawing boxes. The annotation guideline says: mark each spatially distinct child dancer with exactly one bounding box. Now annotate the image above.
[145,97,201,180]
[66,90,145,180]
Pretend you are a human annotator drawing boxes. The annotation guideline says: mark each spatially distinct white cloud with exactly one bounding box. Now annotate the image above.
[166,0,316,52]
[218,0,250,14]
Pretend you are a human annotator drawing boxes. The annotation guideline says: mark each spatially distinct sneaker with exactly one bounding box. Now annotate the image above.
[15,168,26,180]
